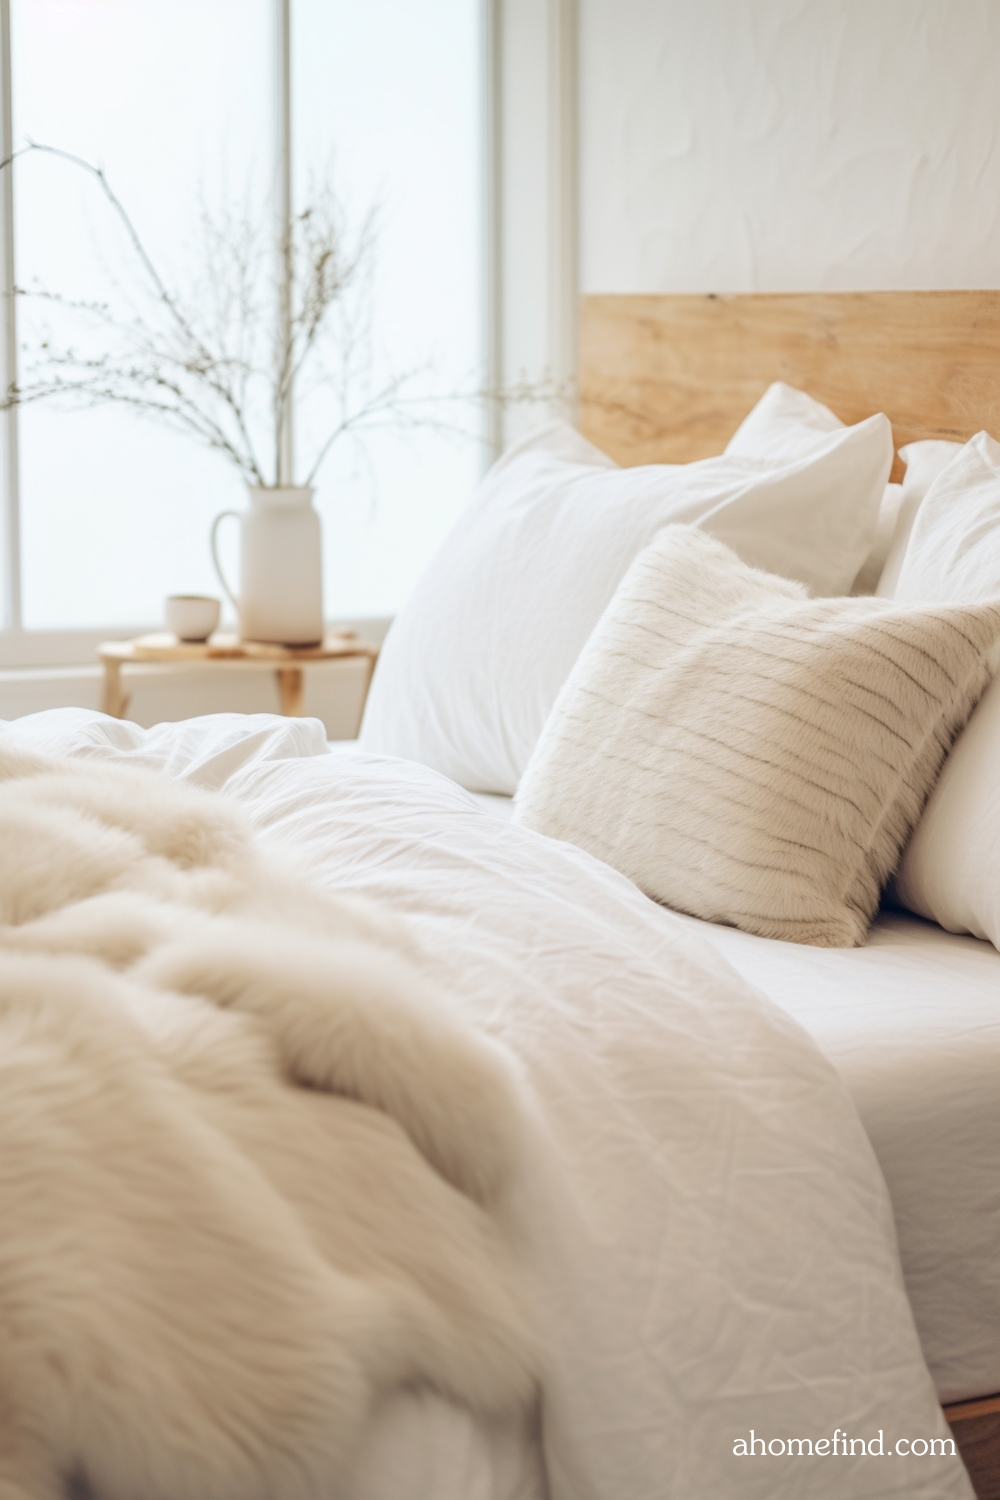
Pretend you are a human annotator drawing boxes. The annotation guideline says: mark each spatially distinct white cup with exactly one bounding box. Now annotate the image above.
[165,594,221,643]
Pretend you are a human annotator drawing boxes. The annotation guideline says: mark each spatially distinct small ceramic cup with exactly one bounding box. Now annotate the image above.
[165,594,221,643]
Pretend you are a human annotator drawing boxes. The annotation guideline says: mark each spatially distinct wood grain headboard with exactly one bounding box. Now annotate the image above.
[579,291,1000,481]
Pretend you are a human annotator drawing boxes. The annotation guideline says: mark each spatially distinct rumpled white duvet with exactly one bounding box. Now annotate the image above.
[0,709,972,1500]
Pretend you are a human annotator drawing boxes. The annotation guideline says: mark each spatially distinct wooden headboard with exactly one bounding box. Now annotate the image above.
[579,291,1000,481]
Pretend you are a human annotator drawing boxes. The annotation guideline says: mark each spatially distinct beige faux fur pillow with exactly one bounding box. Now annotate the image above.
[515,526,1000,947]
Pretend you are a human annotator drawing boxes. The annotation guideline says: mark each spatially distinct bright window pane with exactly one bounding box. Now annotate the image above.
[10,0,484,632]
[11,0,275,629]
[292,0,484,618]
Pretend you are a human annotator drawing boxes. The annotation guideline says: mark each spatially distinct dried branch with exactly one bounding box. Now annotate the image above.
[0,143,559,494]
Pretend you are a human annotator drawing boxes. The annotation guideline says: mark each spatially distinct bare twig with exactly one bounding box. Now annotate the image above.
[0,143,558,494]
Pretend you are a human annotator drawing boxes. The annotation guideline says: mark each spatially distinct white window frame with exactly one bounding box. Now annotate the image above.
[0,0,577,672]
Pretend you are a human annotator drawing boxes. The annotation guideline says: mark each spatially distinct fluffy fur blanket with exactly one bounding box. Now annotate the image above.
[0,746,537,1500]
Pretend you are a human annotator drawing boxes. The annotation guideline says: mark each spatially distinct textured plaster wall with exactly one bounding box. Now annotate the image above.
[580,0,1000,294]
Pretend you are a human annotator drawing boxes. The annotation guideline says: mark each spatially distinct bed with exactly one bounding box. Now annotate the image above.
[401,741,1000,1404]
[0,706,977,1500]
[474,789,1000,1450]
[3,291,999,1500]
[582,286,1000,1496]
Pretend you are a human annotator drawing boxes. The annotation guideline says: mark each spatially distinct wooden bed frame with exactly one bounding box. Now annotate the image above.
[580,290,1000,481]
[580,287,1000,1499]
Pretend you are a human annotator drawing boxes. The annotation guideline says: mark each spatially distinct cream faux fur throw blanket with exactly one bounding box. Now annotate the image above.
[0,746,537,1500]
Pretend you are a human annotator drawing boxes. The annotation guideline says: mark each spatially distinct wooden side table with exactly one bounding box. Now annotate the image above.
[98,631,379,720]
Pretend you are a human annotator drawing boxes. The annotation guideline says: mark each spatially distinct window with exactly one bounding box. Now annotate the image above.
[0,0,485,661]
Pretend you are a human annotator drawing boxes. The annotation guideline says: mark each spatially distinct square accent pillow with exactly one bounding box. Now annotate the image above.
[360,386,891,794]
[514,525,1000,948]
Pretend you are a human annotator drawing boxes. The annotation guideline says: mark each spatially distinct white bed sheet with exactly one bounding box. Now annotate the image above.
[668,910,1000,1406]
[1,713,972,1500]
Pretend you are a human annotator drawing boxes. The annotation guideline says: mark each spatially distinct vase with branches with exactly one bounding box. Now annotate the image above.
[1,143,544,643]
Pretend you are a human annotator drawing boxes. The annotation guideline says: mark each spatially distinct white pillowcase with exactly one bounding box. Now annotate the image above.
[851,482,903,595]
[875,439,963,598]
[851,435,959,596]
[893,431,1000,603]
[890,430,1000,950]
[894,677,1000,946]
[360,386,891,794]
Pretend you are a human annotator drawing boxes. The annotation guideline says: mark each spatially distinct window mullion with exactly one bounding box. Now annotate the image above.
[484,0,502,464]
[0,0,22,633]
[276,0,293,487]
[547,0,578,422]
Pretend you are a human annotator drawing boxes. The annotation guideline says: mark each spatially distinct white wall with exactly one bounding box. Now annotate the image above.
[580,0,1000,294]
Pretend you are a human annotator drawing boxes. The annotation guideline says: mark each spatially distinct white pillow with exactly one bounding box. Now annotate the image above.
[894,677,1000,946]
[725,379,845,452]
[851,482,903,595]
[890,430,1000,950]
[875,439,964,597]
[893,431,1000,602]
[360,387,891,794]
[515,526,1000,947]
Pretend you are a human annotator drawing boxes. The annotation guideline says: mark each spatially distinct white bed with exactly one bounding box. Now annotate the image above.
[413,812,1000,1492]
[2,707,972,1500]
[9,293,999,1500]
[424,773,1000,1407]
[675,911,1000,1409]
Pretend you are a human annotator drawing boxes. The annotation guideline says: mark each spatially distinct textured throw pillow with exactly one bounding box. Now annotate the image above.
[360,387,891,794]
[515,526,1000,948]
[888,430,1000,951]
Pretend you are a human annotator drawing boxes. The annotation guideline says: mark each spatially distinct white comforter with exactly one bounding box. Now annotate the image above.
[1,710,972,1500]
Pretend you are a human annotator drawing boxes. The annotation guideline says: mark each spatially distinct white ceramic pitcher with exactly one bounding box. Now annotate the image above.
[211,486,324,646]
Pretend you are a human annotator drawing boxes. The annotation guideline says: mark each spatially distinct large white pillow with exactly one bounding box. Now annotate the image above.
[360,386,891,794]
[874,438,964,597]
[851,432,961,596]
[727,382,901,594]
[515,526,1000,947]
[890,430,1000,949]
[894,676,1000,946]
[851,482,902,595]
[893,431,1000,602]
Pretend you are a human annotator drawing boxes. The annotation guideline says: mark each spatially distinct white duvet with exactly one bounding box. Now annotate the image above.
[1,709,972,1500]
